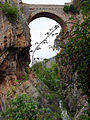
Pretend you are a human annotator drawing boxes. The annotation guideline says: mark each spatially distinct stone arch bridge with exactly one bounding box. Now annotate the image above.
[23,3,72,32]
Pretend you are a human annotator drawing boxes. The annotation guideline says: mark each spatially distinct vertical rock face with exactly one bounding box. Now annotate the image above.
[0,0,31,111]
[56,14,89,118]
[72,0,80,8]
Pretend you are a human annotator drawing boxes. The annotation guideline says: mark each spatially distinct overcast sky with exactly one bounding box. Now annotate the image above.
[22,0,71,5]
[22,0,71,66]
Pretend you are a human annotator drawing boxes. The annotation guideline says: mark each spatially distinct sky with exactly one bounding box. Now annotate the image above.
[22,0,71,5]
[29,18,60,65]
[22,0,71,66]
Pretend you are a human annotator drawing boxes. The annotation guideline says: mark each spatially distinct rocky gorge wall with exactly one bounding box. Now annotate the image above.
[0,0,89,119]
[0,0,32,112]
[56,52,89,119]
[55,1,90,118]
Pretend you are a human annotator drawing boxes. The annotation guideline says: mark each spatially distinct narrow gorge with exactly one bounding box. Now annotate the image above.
[0,0,89,120]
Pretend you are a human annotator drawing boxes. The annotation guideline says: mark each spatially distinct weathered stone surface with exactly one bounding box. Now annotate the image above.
[0,0,31,112]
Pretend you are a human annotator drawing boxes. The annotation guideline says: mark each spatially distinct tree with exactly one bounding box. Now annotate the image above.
[0,2,18,23]
[30,25,60,66]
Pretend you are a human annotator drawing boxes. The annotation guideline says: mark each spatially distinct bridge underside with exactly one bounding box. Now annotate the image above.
[28,12,67,32]
[23,3,72,33]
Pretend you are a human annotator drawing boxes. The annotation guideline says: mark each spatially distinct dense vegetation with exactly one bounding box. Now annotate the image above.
[0,93,61,120]
[0,94,38,120]
[63,4,78,14]
[56,0,90,119]
[0,2,18,23]
[61,0,90,95]
[32,61,60,92]
[31,61,62,119]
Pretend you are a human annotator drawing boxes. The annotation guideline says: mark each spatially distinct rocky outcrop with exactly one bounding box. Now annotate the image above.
[0,0,61,116]
[0,71,39,111]
[59,63,89,118]
[0,0,31,112]
[72,0,80,8]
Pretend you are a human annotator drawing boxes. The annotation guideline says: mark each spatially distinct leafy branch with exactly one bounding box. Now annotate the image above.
[30,25,59,66]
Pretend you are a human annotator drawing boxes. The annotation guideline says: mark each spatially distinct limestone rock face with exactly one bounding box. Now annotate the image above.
[57,35,89,119]
[0,0,31,111]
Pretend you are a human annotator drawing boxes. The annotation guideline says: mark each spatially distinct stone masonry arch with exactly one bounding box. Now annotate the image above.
[28,11,67,31]
[23,3,72,33]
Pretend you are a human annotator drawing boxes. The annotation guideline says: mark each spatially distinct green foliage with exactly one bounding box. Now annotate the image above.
[0,94,38,120]
[22,74,29,81]
[55,1,90,117]
[69,4,78,14]
[32,61,60,92]
[20,6,24,13]
[25,68,30,74]
[69,16,74,20]
[6,90,11,97]
[63,4,78,14]
[63,5,70,13]
[61,19,90,94]
[60,0,90,95]
[16,74,29,83]
[79,115,90,120]
[43,58,49,64]
[80,0,90,16]
[11,87,16,93]
[0,2,18,23]
[0,94,62,120]
[37,108,61,120]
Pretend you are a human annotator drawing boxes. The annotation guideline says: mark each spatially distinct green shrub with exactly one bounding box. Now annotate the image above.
[63,4,78,14]
[63,5,70,13]
[22,74,29,81]
[1,2,18,23]
[0,94,38,120]
[32,61,60,92]
[20,6,24,13]
[79,115,90,120]
[69,4,77,14]
[0,94,62,120]
[37,108,61,120]
[80,0,90,16]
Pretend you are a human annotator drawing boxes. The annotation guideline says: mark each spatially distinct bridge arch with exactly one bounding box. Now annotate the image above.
[28,11,67,32]
[23,4,70,33]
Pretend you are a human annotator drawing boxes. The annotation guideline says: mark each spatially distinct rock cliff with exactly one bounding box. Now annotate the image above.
[0,0,32,112]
